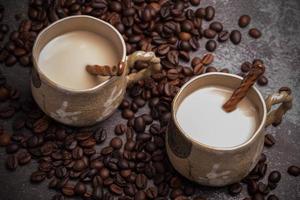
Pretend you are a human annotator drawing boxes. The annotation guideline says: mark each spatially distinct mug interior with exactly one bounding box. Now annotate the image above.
[32,15,126,92]
[172,72,266,150]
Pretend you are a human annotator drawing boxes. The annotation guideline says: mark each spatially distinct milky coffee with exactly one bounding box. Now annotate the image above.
[38,30,119,90]
[176,86,258,148]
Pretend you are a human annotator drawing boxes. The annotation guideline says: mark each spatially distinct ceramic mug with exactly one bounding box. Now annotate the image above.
[166,72,293,187]
[31,16,161,127]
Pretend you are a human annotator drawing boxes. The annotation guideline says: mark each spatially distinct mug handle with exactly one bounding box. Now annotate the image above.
[265,87,293,127]
[126,51,161,86]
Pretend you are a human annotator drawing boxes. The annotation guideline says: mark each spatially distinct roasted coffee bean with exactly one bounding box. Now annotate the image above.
[241,61,252,72]
[258,182,269,195]
[32,115,48,133]
[134,116,146,133]
[206,66,218,73]
[18,151,31,165]
[258,75,268,86]
[76,132,92,141]
[239,15,251,28]
[220,68,230,73]
[94,127,107,144]
[230,30,242,45]
[62,184,75,197]
[264,134,275,147]
[167,69,179,80]
[205,40,217,52]
[209,21,223,33]
[157,44,170,56]
[191,57,201,68]
[228,183,242,195]
[193,63,204,75]
[110,137,123,149]
[73,159,87,171]
[5,55,17,66]
[109,184,123,195]
[252,193,265,200]
[124,184,136,196]
[6,143,19,154]
[122,109,134,119]
[200,54,214,65]
[203,29,217,39]
[218,30,230,42]
[167,50,179,65]
[247,180,258,195]
[0,132,11,146]
[287,165,300,176]
[268,171,281,183]
[146,186,158,199]
[99,168,110,179]
[115,124,127,135]
[136,174,148,189]
[135,190,146,200]
[190,0,201,6]
[6,154,18,170]
[55,166,67,178]
[31,171,46,183]
[75,182,86,195]
[92,186,104,200]
[205,6,215,21]
[195,8,206,18]
[249,28,262,39]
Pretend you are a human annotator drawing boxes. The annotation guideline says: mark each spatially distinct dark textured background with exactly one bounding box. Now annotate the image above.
[0,0,299,199]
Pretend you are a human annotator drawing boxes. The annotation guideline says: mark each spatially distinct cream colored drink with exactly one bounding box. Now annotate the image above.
[38,30,119,90]
[176,86,258,148]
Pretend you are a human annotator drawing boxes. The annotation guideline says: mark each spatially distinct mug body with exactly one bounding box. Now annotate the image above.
[166,73,267,186]
[31,16,127,126]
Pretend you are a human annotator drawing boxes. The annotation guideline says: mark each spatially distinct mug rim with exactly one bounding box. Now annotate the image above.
[32,15,127,94]
[172,72,267,151]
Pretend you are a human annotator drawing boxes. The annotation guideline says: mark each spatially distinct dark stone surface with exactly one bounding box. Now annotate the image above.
[0,0,299,199]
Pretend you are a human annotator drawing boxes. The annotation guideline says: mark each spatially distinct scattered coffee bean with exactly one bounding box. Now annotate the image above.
[287,165,300,176]
[203,29,217,39]
[218,30,230,42]
[241,61,252,73]
[205,6,215,21]
[239,15,251,28]
[249,28,262,39]
[264,134,275,147]
[210,21,223,33]
[110,137,122,149]
[205,40,217,52]
[6,154,18,170]
[0,132,11,146]
[268,171,281,183]
[258,75,268,86]
[230,30,242,45]
[228,183,242,196]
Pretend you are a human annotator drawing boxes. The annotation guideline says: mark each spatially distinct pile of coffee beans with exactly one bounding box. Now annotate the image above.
[0,1,298,200]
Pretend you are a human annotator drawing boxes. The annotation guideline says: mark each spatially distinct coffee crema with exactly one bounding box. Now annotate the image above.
[176,86,258,148]
[38,30,119,90]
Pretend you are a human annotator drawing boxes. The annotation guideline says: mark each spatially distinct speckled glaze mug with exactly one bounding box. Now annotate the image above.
[31,16,161,127]
[166,73,293,187]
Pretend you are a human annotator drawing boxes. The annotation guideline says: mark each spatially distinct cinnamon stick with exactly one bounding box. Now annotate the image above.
[222,63,265,112]
[86,62,125,76]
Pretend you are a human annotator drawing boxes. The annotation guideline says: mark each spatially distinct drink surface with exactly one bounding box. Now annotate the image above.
[176,86,258,148]
[38,30,119,90]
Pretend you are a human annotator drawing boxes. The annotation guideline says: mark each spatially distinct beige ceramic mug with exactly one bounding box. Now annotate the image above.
[31,16,161,127]
[166,72,293,187]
